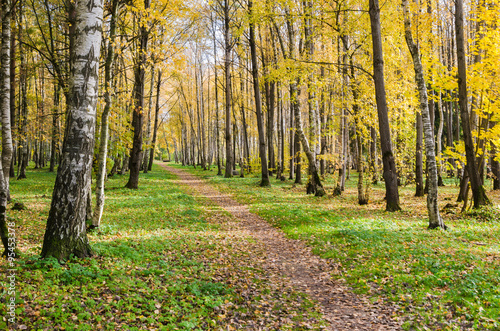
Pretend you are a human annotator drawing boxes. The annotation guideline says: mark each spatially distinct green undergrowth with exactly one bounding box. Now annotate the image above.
[177,163,500,330]
[1,163,325,330]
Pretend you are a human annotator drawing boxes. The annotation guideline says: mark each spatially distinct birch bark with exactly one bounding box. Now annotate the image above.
[92,0,118,228]
[0,0,13,256]
[41,0,103,260]
[402,0,445,229]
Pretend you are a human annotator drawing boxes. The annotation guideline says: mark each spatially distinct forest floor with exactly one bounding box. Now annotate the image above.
[1,162,499,330]
[167,162,500,331]
[2,163,384,330]
[161,164,401,330]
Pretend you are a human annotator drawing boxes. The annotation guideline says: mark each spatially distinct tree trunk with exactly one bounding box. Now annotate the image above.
[267,81,275,174]
[17,9,28,180]
[294,129,302,184]
[476,113,491,185]
[109,156,118,177]
[120,154,129,174]
[370,126,379,184]
[200,63,207,170]
[319,68,327,177]
[49,84,60,172]
[195,64,203,169]
[356,132,368,205]
[223,0,233,178]
[491,143,499,190]
[143,67,154,174]
[338,34,349,193]
[210,13,222,176]
[337,106,347,192]
[126,0,150,189]
[348,53,369,204]
[455,0,489,208]
[446,99,455,177]
[436,92,444,186]
[457,168,469,203]
[92,0,118,228]
[277,83,285,180]
[41,0,103,260]
[9,2,15,179]
[289,93,295,180]
[403,0,445,229]
[240,71,250,172]
[148,69,162,171]
[248,0,270,186]
[292,81,325,196]
[172,137,179,163]
[232,122,236,171]
[415,112,424,196]
[369,0,401,211]
[303,0,319,168]
[0,0,14,256]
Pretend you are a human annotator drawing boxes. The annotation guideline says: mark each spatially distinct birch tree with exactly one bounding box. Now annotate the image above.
[41,0,103,260]
[92,0,120,228]
[403,0,446,229]
[0,0,14,256]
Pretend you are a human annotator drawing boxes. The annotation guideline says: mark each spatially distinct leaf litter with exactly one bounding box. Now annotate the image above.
[162,164,402,330]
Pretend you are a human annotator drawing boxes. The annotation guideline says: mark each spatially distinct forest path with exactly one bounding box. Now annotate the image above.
[161,164,402,330]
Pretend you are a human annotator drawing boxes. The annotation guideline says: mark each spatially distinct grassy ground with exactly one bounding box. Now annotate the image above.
[176,163,500,330]
[0,164,325,330]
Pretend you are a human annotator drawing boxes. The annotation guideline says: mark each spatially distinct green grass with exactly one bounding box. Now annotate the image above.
[177,163,500,330]
[1,163,326,330]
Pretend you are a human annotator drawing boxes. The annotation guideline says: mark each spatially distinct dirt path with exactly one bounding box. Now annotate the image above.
[161,164,402,330]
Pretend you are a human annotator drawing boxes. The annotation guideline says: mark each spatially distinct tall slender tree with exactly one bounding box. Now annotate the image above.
[126,0,151,189]
[92,0,120,228]
[148,69,162,171]
[455,0,490,208]
[17,2,28,180]
[210,11,222,176]
[248,0,270,186]
[403,0,445,229]
[223,0,233,178]
[369,0,401,211]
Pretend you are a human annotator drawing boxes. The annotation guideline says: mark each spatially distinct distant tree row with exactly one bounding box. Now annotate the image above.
[167,0,500,228]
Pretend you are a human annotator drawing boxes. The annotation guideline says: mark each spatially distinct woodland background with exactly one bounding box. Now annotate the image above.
[0,0,499,328]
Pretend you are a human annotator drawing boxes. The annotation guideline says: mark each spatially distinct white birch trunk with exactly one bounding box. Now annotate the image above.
[437,92,444,182]
[41,0,104,260]
[403,0,445,229]
[92,0,118,228]
[0,0,13,255]
[1,0,13,186]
